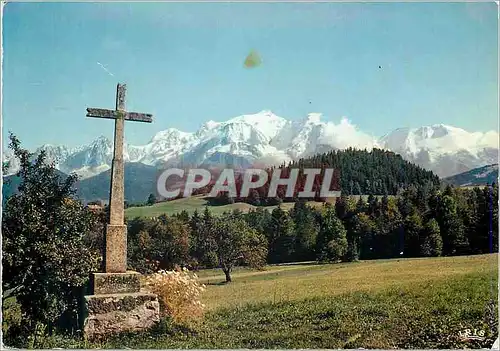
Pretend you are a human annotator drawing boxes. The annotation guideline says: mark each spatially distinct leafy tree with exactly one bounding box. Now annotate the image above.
[152,217,191,269]
[2,133,101,334]
[209,215,268,282]
[420,218,443,257]
[188,210,206,268]
[127,216,190,272]
[371,195,403,258]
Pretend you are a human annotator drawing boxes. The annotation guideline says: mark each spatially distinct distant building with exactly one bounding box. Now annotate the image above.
[87,199,105,212]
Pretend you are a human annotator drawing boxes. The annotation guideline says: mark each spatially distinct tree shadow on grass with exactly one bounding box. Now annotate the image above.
[205,281,230,286]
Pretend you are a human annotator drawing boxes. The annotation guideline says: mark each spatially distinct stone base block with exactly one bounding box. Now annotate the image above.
[83,292,160,340]
[105,224,127,273]
[91,271,141,295]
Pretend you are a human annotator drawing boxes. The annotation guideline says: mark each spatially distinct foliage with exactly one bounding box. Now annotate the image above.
[420,218,443,257]
[128,216,191,273]
[266,206,295,263]
[316,205,348,262]
[185,148,441,205]
[142,268,206,325]
[1,133,101,334]
[147,193,156,205]
[290,201,319,261]
[209,216,268,282]
[128,182,497,271]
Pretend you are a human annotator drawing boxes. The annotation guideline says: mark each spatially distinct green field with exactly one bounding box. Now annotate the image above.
[125,195,314,218]
[10,254,497,349]
[114,254,498,349]
[195,254,498,311]
[124,195,386,219]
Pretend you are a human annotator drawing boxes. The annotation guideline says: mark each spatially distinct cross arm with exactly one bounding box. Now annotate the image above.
[86,108,153,123]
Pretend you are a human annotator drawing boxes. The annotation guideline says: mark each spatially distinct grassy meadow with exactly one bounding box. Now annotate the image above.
[11,253,497,349]
[124,194,387,219]
[195,254,498,311]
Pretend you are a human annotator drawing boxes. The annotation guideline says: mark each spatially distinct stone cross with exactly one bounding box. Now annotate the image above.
[86,83,153,273]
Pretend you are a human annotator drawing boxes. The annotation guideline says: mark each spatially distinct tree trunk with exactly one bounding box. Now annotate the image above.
[223,268,232,283]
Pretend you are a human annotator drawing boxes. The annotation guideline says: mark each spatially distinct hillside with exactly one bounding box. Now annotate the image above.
[289,147,440,195]
[444,164,498,187]
[76,162,158,204]
[2,169,68,204]
[203,148,441,206]
[2,163,159,204]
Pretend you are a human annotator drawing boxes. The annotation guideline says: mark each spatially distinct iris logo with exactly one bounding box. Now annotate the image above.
[458,328,486,341]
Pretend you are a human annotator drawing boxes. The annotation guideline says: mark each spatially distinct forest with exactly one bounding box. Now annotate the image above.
[125,182,498,282]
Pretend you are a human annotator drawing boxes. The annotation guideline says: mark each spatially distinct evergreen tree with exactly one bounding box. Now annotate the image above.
[147,193,156,205]
[435,195,469,255]
[403,211,423,257]
[420,218,443,257]
[316,206,348,262]
[290,201,319,261]
[173,209,190,223]
[266,206,295,263]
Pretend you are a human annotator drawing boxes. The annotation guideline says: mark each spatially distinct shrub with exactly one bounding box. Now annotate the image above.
[143,268,206,325]
[2,134,101,335]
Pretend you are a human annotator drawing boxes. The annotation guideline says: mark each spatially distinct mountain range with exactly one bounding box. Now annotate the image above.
[3,110,499,181]
[444,164,498,187]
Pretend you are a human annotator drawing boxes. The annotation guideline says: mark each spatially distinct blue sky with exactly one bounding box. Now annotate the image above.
[2,2,498,149]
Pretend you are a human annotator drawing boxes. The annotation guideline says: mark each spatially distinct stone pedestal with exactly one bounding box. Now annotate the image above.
[83,272,160,340]
[105,224,127,273]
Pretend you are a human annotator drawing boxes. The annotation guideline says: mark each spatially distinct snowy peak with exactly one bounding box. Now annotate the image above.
[380,124,499,177]
[150,128,192,143]
[3,111,498,179]
[305,113,322,124]
[380,124,498,155]
[225,110,288,141]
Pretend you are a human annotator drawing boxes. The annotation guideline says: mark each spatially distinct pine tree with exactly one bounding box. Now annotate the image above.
[147,193,156,205]
[435,195,469,255]
[316,206,348,262]
[266,206,296,263]
[291,201,319,261]
[403,211,423,257]
[420,218,443,257]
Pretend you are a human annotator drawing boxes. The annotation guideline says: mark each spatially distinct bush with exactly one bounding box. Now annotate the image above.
[2,134,101,336]
[143,268,206,325]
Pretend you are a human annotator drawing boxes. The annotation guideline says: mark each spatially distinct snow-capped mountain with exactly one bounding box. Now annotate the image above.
[3,110,498,179]
[379,125,499,177]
